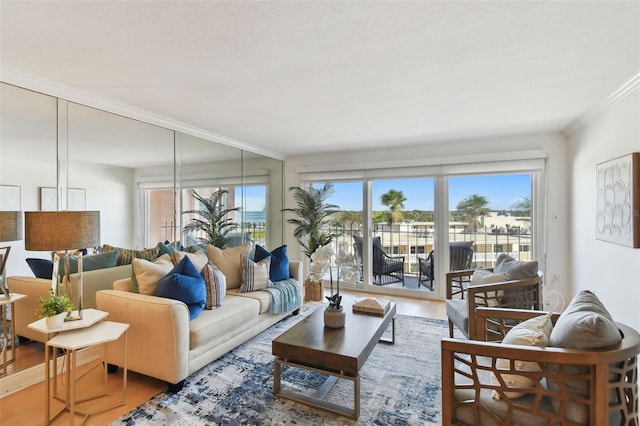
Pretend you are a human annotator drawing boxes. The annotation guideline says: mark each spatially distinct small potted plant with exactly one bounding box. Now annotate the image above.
[36,289,74,329]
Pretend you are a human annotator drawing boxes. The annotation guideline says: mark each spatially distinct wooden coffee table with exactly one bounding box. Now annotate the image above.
[272,297,396,419]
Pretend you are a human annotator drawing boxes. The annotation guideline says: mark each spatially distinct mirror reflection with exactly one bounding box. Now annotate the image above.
[0,83,284,386]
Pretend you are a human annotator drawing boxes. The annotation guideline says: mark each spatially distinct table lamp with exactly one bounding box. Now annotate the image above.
[24,211,100,320]
[0,211,23,298]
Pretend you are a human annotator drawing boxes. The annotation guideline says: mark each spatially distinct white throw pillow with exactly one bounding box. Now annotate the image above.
[490,313,553,400]
[240,254,272,293]
[206,243,251,290]
[133,254,174,295]
[470,268,508,306]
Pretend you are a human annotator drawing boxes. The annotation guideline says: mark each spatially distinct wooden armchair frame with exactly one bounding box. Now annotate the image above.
[445,269,541,339]
[441,307,640,425]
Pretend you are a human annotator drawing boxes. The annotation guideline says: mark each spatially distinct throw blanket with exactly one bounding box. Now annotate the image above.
[262,279,301,314]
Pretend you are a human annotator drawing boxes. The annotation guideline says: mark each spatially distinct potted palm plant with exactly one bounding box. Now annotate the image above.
[36,289,74,328]
[183,189,241,249]
[283,183,339,301]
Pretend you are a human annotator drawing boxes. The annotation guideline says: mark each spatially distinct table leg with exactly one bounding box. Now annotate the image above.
[69,349,76,426]
[45,343,50,425]
[379,316,396,344]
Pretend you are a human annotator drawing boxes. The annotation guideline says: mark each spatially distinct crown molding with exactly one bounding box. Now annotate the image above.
[0,67,286,161]
[563,71,640,136]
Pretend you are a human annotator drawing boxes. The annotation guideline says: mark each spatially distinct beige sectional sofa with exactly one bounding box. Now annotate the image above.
[8,265,132,342]
[96,260,302,390]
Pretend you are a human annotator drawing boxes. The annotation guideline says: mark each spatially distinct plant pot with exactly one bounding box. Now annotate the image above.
[45,313,65,329]
[324,306,345,328]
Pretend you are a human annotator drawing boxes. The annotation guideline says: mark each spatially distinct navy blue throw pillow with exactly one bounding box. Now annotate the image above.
[254,245,290,282]
[155,256,206,320]
[26,258,53,279]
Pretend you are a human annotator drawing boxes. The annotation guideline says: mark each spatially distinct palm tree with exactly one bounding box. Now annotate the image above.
[456,194,490,232]
[283,183,340,259]
[380,189,407,248]
[183,189,240,248]
[512,196,531,217]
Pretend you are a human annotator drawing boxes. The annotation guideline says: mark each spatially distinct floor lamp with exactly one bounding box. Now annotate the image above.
[0,211,23,298]
[24,211,100,320]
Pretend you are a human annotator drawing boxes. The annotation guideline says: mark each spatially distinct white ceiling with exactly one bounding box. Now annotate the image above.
[1,1,639,159]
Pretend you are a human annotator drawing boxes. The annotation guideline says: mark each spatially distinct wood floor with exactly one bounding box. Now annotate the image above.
[0,290,445,425]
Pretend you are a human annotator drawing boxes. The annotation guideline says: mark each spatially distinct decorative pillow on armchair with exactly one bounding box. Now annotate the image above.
[155,256,206,320]
[494,254,538,280]
[469,268,508,306]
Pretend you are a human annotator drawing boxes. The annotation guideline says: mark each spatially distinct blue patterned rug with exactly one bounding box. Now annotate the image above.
[112,303,447,425]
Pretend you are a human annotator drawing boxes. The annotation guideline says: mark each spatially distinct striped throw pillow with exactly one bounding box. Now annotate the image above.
[240,254,271,293]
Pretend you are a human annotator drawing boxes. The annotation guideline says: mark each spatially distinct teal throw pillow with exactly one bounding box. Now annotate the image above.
[155,256,206,320]
[254,244,290,282]
[56,250,120,279]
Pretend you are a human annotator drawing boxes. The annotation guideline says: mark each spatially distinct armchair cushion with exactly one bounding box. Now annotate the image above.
[470,269,508,306]
[494,254,538,280]
[491,313,553,400]
[156,256,206,320]
[445,299,469,335]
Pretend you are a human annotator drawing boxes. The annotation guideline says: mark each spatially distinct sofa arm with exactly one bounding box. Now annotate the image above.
[69,264,132,309]
[96,289,190,384]
[289,260,302,282]
[7,276,54,343]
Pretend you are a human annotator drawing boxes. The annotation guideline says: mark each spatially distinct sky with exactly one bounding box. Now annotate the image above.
[325,174,531,211]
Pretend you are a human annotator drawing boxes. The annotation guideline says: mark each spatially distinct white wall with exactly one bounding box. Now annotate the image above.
[568,89,640,330]
[284,131,571,306]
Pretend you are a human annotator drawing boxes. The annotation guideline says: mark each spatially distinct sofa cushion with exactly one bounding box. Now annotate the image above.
[172,249,209,272]
[254,245,290,282]
[491,313,553,400]
[201,262,226,309]
[26,258,53,279]
[102,244,160,266]
[188,295,260,349]
[547,290,621,424]
[133,254,174,295]
[494,254,538,280]
[229,288,271,314]
[155,256,206,320]
[56,250,120,279]
[206,243,251,290]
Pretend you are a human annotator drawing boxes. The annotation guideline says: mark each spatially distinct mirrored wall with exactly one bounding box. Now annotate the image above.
[0,82,284,377]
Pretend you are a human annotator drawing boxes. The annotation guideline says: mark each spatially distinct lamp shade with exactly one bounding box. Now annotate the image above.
[0,211,23,242]
[25,211,100,251]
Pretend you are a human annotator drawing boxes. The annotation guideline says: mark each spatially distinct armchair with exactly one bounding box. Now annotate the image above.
[418,241,474,292]
[353,236,405,286]
[442,307,640,425]
[445,268,541,339]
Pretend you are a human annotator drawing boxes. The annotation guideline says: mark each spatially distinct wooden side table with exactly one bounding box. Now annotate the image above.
[43,320,129,425]
[0,293,26,375]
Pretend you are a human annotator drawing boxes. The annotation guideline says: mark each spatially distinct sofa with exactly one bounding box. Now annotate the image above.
[95,244,303,390]
[8,264,132,342]
[441,291,640,425]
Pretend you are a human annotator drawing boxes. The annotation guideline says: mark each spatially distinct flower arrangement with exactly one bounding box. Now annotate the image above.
[309,244,335,279]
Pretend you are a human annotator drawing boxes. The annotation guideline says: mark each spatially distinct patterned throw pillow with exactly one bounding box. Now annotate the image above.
[201,262,226,309]
[239,254,272,293]
[102,244,160,266]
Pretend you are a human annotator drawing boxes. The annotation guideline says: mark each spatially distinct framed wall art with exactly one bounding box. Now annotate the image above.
[596,152,639,248]
[0,185,21,210]
[40,187,87,211]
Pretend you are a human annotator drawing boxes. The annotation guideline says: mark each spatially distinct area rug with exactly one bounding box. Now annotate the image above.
[113,304,448,425]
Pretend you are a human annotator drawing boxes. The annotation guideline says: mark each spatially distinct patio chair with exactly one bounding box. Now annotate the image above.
[353,235,405,286]
[417,241,474,292]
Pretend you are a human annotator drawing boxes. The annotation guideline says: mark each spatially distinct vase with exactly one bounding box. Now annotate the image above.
[324,306,345,328]
[45,313,65,329]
